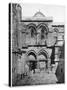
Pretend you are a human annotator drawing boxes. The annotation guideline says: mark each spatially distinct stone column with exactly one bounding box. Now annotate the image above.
[21,54,26,74]
[17,55,22,74]
[54,47,59,73]
[53,54,59,73]
[47,58,51,72]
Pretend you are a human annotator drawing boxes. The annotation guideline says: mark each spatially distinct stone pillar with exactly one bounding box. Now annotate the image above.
[54,54,59,73]
[17,53,26,74]
[54,47,59,72]
[17,55,22,74]
[47,58,51,72]
[21,54,26,74]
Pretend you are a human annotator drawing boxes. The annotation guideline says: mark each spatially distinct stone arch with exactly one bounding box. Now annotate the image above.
[27,23,37,38]
[26,50,37,71]
[27,23,36,29]
[37,23,49,34]
[38,49,49,60]
[26,50,37,60]
[37,49,49,69]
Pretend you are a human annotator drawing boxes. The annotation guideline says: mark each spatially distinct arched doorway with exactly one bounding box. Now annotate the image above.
[26,50,37,73]
[38,50,49,70]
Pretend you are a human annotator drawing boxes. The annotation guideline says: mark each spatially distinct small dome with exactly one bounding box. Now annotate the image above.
[33,11,45,17]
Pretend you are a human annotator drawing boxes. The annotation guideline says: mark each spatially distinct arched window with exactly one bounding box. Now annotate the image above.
[41,27,45,39]
[27,23,37,38]
[41,26,48,39]
[30,27,36,38]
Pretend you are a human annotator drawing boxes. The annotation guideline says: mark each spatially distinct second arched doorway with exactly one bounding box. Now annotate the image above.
[37,49,49,70]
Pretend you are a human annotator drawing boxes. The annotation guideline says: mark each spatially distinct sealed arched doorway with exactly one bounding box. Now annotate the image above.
[38,50,49,70]
[26,50,37,72]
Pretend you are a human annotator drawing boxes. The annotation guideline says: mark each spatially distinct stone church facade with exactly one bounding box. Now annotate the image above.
[12,4,64,85]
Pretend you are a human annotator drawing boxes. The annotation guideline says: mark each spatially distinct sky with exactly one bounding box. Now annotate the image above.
[21,3,65,23]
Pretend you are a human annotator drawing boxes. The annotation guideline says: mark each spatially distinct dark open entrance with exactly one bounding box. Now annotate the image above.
[29,61,37,71]
[27,52,37,72]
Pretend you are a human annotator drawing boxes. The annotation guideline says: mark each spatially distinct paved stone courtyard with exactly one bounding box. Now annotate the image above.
[14,70,58,86]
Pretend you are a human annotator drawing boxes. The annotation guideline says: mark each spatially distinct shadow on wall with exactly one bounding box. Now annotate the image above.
[55,44,65,83]
[55,61,65,83]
